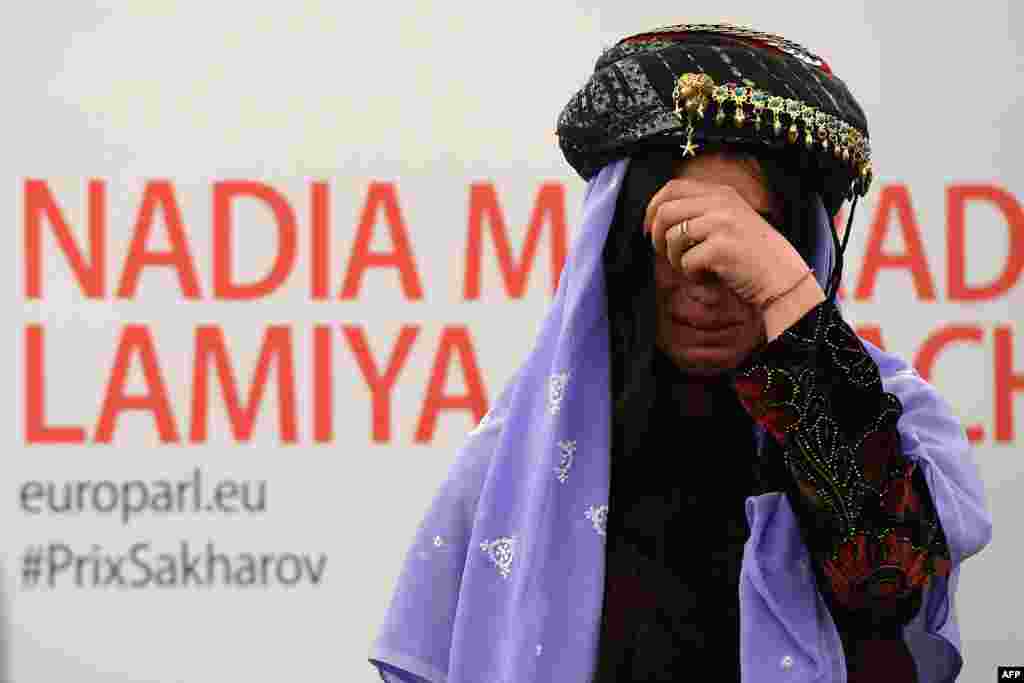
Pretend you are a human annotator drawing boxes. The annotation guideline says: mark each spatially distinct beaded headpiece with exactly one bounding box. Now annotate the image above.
[555,23,873,219]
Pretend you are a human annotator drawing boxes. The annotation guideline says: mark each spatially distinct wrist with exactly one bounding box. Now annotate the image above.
[762,275,826,341]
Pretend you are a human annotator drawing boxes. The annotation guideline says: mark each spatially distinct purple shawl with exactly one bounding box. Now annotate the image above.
[369,158,992,682]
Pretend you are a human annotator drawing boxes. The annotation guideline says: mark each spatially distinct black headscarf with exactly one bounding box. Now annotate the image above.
[603,144,825,464]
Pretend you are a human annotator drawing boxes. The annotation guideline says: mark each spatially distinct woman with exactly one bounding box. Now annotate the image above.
[369,24,992,682]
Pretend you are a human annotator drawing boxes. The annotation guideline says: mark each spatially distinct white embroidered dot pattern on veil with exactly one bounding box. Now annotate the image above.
[586,504,609,537]
[554,439,577,483]
[548,372,570,415]
[479,536,517,579]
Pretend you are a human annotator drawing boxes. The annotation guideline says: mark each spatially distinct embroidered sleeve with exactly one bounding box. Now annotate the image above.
[731,300,952,628]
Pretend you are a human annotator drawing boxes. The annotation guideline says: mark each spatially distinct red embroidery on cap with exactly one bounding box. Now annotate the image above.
[621,32,833,75]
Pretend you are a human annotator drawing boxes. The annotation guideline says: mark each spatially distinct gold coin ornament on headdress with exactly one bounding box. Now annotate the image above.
[671,71,872,196]
[672,72,715,158]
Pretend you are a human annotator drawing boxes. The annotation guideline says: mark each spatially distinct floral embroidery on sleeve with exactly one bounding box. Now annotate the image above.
[731,300,951,623]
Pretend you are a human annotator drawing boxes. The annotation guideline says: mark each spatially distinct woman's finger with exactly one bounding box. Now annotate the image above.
[665,221,693,271]
[666,210,724,270]
[643,178,712,236]
[649,194,723,257]
[674,234,719,281]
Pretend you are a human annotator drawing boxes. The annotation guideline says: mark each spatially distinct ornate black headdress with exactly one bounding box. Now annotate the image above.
[555,22,872,301]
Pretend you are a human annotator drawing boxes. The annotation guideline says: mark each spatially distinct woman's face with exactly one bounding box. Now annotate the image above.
[653,152,779,376]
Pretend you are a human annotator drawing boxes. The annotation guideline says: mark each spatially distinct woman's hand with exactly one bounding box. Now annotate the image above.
[644,178,825,339]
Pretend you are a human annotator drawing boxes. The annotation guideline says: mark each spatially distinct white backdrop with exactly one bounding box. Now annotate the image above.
[3,2,1020,681]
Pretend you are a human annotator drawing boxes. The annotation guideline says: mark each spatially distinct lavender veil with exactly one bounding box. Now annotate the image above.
[368,157,988,682]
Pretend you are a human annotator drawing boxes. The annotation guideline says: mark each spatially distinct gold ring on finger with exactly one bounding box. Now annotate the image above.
[680,219,694,250]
